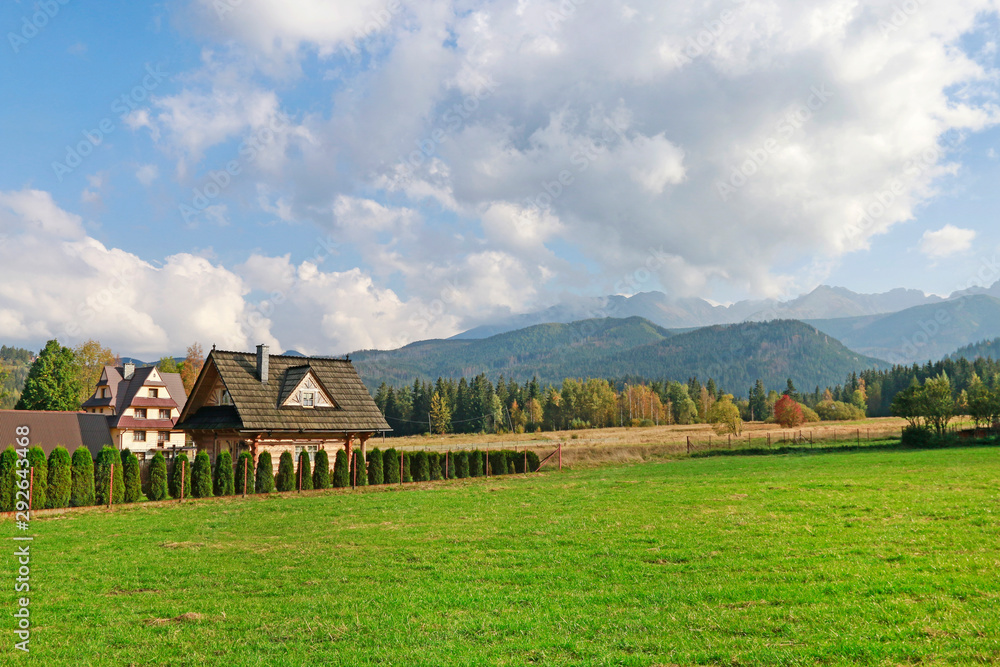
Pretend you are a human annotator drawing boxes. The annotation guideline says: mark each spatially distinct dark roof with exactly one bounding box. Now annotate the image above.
[0,410,114,459]
[175,405,241,431]
[177,350,390,433]
[81,365,187,426]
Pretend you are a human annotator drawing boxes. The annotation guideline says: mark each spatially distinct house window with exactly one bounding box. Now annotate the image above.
[301,391,315,407]
[294,444,319,463]
[220,389,232,406]
[100,387,109,398]
[159,409,171,419]
[133,430,146,442]
[149,388,159,398]
[158,431,170,444]
[135,408,147,419]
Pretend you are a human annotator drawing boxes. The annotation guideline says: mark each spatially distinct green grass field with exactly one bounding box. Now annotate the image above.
[4,445,1000,665]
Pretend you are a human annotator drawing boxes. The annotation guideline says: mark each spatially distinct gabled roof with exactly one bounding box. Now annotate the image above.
[176,350,390,433]
[0,410,114,459]
[81,365,188,428]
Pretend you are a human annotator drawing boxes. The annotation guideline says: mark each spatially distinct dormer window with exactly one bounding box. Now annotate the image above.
[100,387,109,398]
[135,408,147,419]
[220,389,232,406]
[301,392,315,408]
[149,388,159,398]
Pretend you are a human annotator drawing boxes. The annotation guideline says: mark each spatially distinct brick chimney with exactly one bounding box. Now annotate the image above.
[256,344,269,384]
[123,362,135,380]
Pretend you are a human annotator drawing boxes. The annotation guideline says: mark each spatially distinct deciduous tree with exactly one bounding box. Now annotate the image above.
[16,340,81,411]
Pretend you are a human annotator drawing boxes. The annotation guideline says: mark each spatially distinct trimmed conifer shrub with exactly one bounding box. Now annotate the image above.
[148,452,168,501]
[487,451,507,477]
[429,452,442,480]
[234,452,254,495]
[402,452,413,482]
[46,446,72,508]
[275,451,295,492]
[526,450,540,472]
[191,451,213,498]
[354,451,368,486]
[0,447,16,511]
[333,449,349,488]
[169,453,192,500]
[411,451,429,482]
[213,450,235,496]
[297,452,313,491]
[95,446,125,505]
[26,445,48,510]
[70,446,95,507]
[122,450,142,502]
[455,451,469,478]
[313,450,330,489]
[468,450,483,477]
[367,447,383,485]
[446,451,456,479]
[382,448,399,484]
[255,451,274,493]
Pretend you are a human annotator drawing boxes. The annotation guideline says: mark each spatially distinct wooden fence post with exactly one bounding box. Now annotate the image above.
[856,428,860,446]
[686,436,691,455]
[558,443,562,471]
[728,434,731,449]
[108,463,114,510]
[767,433,771,448]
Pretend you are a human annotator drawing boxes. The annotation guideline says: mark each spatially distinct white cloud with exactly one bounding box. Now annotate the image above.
[919,224,977,258]
[136,164,159,185]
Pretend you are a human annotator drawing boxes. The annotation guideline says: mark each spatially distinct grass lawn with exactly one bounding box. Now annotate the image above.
[4,445,1000,665]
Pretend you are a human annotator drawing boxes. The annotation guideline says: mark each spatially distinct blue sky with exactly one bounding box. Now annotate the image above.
[2,0,1000,358]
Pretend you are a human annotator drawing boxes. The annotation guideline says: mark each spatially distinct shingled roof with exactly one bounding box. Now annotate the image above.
[176,349,390,433]
[0,411,114,459]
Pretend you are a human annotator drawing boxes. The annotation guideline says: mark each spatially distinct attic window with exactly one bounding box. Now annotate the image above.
[149,388,159,398]
[301,391,315,408]
[100,387,109,398]
[219,389,233,406]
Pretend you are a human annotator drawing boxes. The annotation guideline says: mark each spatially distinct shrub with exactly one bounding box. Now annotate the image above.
[354,451,368,487]
[468,450,483,477]
[213,450,235,496]
[901,425,934,448]
[122,450,142,503]
[455,451,469,478]
[94,446,125,505]
[27,445,48,510]
[382,448,400,484]
[148,452,168,501]
[46,446,72,508]
[333,450,349,488]
[773,395,805,428]
[446,451,456,479]
[191,451,213,498]
[815,399,866,421]
[412,451,429,482]
[511,450,525,474]
[0,447,16,511]
[297,452,313,491]
[255,451,274,493]
[429,453,443,480]
[402,452,413,482]
[275,451,295,492]
[234,452,255,495]
[169,453,191,500]
[487,451,507,476]
[70,446,95,507]
[313,449,330,489]
[367,448,383,485]
[526,450,540,472]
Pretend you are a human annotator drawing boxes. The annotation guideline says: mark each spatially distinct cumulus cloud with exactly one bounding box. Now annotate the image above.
[136,164,159,185]
[919,224,977,258]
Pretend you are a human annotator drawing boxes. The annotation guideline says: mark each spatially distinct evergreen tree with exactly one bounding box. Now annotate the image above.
[26,445,47,510]
[15,339,82,411]
[354,451,368,486]
[748,379,767,422]
[468,450,483,477]
[429,391,451,434]
[275,451,295,491]
[429,452,443,480]
[213,450,235,496]
[0,447,16,511]
[446,451,456,479]
[297,451,313,491]
[169,453,192,499]
[234,452,255,495]
[46,446,72,508]
[402,452,413,482]
[367,448,383,485]
[455,451,469,478]
[382,448,400,484]
[313,449,330,489]
[255,451,274,493]
[122,450,142,502]
[94,446,124,505]
[148,452,168,501]
[70,446,95,507]
[412,451,430,482]
[333,450,349,488]
[191,451,213,498]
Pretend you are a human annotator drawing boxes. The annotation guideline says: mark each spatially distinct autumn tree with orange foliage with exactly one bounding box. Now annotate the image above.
[773,394,804,428]
[179,343,204,394]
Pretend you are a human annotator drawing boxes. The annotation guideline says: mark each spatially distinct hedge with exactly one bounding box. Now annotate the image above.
[455,451,469,478]
[214,450,235,496]
[382,448,400,484]
[94,446,124,505]
[70,446,95,507]
[148,452,168,501]
[234,452,255,495]
[412,451,429,482]
[255,451,274,493]
[46,446,71,508]
[27,445,47,510]
[313,449,330,490]
[446,451,456,479]
[354,451,368,487]
[402,452,413,483]
[526,450,540,472]
[275,451,295,492]
[367,447,383,485]
[122,450,142,503]
[191,451,213,498]
[333,450,349,488]
[169,453,192,500]
[0,447,16,511]
[297,452,313,491]
[429,452,443,481]
[468,450,483,477]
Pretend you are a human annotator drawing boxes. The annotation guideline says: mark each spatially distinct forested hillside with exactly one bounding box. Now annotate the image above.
[948,337,1000,362]
[0,345,33,409]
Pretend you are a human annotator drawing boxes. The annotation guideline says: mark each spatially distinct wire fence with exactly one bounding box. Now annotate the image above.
[685,426,906,455]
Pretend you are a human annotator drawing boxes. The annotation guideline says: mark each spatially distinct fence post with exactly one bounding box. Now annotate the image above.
[558,443,562,471]
[180,459,185,503]
[686,436,691,455]
[767,433,771,448]
[108,463,114,510]
[856,429,860,446]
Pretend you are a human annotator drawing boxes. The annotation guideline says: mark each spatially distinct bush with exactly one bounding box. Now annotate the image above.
[27,445,48,510]
[429,453,443,480]
[446,451,456,479]
[234,452,254,494]
[255,451,274,493]
[773,395,805,428]
[47,446,72,508]
[213,450,235,496]
[367,448,383,485]
[94,446,124,505]
[901,425,935,448]
[122,450,142,503]
[191,451,213,498]
[148,452,168,501]
[275,451,295,492]
[333,450,349,488]
[468,450,483,477]
[71,446,95,507]
[815,399,866,421]
[297,452,313,491]
[402,452,413,482]
[487,451,507,476]
[0,447,16,511]
[313,450,330,489]
[169,453,191,500]
[382,448,400,484]
[455,451,469,478]
[526,450,540,472]
[354,451,368,486]
[411,451,429,482]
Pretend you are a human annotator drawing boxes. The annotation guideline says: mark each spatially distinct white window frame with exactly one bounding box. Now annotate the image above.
[301,391,315,408]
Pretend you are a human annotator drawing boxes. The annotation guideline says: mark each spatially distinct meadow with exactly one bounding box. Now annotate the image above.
[3,443,1000,665]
